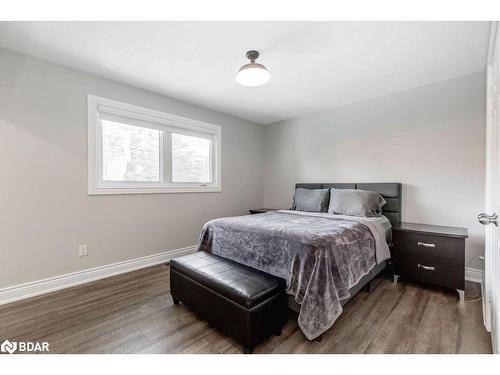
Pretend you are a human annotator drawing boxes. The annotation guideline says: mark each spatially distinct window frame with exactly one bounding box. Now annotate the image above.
[88,95,222,195]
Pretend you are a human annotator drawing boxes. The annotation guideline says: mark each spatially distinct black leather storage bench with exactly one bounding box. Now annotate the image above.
[170,251,286,353]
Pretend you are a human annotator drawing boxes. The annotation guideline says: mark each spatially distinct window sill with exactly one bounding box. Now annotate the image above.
[88,186,222,195]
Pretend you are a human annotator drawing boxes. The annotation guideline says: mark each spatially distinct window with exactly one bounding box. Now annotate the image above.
[88,95,221,194]
[171,133,211,183]
[102,120,161,182]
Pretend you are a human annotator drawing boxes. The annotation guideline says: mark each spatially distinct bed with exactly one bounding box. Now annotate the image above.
[198,182,402,340]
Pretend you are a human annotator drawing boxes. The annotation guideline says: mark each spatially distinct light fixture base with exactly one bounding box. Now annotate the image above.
[246,50,260,62]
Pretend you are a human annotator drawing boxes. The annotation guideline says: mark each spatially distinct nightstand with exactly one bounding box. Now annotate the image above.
[391,222,468,301]
[248,208,280,215]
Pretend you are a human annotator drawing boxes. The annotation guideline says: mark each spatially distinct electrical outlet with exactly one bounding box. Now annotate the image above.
[78,244,88,257]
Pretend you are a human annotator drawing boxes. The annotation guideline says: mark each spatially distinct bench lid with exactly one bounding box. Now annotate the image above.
[170,251,285,308]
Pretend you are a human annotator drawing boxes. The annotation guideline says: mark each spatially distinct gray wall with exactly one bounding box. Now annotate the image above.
[0,46,487,288]
[263,73,486,262]
[0,47,264,288]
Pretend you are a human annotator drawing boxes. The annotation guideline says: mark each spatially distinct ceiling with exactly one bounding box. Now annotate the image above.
[0,21,490,124]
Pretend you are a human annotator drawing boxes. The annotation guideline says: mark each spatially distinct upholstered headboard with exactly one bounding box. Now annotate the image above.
[295,182,402,225]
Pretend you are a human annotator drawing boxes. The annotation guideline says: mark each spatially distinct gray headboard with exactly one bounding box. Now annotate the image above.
[295,182,402,225]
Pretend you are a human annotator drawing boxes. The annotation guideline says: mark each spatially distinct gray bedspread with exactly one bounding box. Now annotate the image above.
[198,210,391,340]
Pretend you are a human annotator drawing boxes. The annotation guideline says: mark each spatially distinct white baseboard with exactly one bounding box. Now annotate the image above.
[0,245,197,306]
[465,267,484,284]
[0,253,485,307]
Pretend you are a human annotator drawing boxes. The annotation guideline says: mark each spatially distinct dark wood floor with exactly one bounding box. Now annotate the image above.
[0,264,492,354]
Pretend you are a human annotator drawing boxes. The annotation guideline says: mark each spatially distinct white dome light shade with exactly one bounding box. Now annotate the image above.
[235,50,271,87]
[236,63,271,86]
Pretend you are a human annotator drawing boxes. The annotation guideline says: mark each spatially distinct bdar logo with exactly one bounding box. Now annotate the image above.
[1,339,17,354]
[0,339,49,354]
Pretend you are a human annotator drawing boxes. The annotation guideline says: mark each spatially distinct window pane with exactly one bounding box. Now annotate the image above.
[102,120,161,182]
[172,133,211,183]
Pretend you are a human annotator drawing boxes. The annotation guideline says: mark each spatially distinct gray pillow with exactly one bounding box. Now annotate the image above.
[292,188,330,212]
[328,188,386,217]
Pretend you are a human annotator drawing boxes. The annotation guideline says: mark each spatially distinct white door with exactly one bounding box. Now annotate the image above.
[481,21,500,354]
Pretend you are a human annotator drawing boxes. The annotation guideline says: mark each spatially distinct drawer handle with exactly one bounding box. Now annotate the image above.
[417,264,436,271]
[417,241,436,248]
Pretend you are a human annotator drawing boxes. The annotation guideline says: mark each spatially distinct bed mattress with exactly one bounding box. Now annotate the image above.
[198,210,391,340]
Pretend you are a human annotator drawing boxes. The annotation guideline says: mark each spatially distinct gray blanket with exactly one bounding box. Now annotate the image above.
[198,210,391,340]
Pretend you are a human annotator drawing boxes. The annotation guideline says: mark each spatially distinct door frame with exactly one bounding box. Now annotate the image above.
[485,20,499,353]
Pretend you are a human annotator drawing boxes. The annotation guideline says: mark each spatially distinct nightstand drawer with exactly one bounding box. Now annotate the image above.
[392,231,465,262]
[392,254,464,290]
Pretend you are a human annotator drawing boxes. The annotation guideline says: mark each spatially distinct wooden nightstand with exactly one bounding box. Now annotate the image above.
[391,222,468,301]
[248,208,280,215]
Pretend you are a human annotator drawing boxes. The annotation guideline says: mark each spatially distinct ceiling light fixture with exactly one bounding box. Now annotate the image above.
[235,50,271,87]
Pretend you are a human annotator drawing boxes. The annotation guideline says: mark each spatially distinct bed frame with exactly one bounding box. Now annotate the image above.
[295,182,402,225]
[288,182,402,314]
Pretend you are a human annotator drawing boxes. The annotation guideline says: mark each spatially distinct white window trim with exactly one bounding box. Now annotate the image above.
[88,95,222,195]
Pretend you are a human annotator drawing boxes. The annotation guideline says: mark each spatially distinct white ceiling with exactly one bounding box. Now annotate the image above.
[0,21,490,124]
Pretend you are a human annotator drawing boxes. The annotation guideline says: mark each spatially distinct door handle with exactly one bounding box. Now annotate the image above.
[478,213,498,226]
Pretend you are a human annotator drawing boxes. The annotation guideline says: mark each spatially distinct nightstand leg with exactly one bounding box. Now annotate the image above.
[457,289,465,302]
[393,274,399,285]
